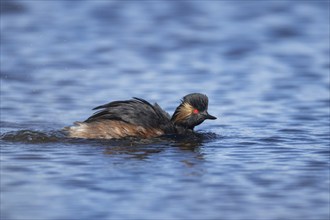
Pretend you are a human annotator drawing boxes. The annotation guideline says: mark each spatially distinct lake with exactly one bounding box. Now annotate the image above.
[1,1,329,219]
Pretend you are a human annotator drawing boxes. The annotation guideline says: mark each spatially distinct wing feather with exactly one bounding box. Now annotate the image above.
[85,98,171,130]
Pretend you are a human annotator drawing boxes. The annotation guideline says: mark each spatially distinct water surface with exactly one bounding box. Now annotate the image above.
[1,1,329,220]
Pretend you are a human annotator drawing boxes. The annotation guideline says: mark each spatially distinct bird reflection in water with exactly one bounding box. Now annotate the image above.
[102,132,217,161]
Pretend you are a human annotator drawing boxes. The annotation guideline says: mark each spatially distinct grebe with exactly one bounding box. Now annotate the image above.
[65,93,216,139]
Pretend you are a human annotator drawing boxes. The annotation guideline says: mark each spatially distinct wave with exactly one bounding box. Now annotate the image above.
[0,129,218,147]
[0,130,66,144]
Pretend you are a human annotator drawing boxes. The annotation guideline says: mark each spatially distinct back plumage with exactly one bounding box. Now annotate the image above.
[86,98,172,130]
[65,98,175,139]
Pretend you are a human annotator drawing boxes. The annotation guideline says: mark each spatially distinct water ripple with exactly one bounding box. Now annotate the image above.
[1,1,329,220]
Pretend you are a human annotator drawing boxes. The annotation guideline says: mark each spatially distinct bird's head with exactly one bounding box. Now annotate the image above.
[171,93,217,130]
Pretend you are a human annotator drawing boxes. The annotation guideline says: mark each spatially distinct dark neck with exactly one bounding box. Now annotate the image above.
[174,124,194,135]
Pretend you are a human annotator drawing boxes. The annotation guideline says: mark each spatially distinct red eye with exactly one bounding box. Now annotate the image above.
[193,109,199,114]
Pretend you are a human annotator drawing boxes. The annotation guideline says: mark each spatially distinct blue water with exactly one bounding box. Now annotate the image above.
[1,1,329,220]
